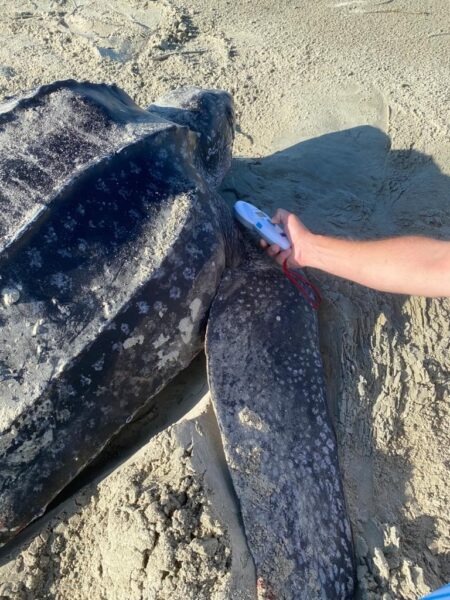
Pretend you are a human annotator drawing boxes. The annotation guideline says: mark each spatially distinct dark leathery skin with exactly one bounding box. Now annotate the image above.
[206,254,355,599]
[0,80,234,545]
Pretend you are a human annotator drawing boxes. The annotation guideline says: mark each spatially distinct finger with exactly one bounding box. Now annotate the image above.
[266,244,280,257]
[260,239,268,249]
[274,248,292,267]
[271,208,291,226]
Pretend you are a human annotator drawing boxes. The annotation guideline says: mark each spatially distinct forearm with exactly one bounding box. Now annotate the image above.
[302,234,450,297]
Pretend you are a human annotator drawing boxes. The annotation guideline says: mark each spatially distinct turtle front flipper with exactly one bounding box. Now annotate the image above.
[205,256,355,599]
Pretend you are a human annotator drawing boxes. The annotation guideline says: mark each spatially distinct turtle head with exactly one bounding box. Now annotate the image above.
[148,87,235,189]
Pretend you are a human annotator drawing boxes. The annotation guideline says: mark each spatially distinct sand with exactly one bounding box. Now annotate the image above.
[0,0,449,598]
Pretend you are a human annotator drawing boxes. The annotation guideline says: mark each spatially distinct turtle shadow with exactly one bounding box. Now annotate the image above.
[220,125,450,595]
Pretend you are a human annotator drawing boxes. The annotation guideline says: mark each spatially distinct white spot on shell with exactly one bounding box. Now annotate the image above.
[189,298,202,321]
[183,267,195,280]
[153,333,170,349]
[51,272,70,290]
[80,375,91,386]
[31,318,45,337]
[238,407,268,432]
[102,301,112,318]
[154,301,167,318]
[157,349,179,367]
[123,335,144,350]
[178,317,194,344]
[27,248,42,268]
[92,356,105,371]
[137,301,149,314]
[1,287,20,306]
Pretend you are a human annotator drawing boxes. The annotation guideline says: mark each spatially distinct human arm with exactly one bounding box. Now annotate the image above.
[261,209,450,298]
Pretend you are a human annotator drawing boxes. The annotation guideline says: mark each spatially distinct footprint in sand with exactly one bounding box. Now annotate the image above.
[64,0,166,62]
[332,0,395,13]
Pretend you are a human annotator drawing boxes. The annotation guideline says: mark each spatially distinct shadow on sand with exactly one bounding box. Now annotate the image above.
[220,125,450,596]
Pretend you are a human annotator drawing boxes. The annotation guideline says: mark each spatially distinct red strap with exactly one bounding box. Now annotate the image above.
[282,258,322,310]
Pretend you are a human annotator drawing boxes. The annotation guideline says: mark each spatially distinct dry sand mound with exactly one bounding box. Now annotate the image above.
[0,0,449,598]
[0,372,255,600]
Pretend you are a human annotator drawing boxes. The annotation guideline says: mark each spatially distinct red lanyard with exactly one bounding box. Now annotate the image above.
[282,259,322,310]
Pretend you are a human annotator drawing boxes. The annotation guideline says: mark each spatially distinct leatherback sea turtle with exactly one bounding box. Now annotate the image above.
[0,80,355,598]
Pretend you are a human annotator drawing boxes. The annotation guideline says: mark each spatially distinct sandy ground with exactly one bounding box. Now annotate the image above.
[0,0,449,598]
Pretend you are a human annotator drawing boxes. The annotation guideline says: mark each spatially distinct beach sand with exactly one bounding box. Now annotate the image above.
[0,0,449,598]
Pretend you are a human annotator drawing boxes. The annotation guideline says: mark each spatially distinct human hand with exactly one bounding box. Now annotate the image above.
[260,208,312,268]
